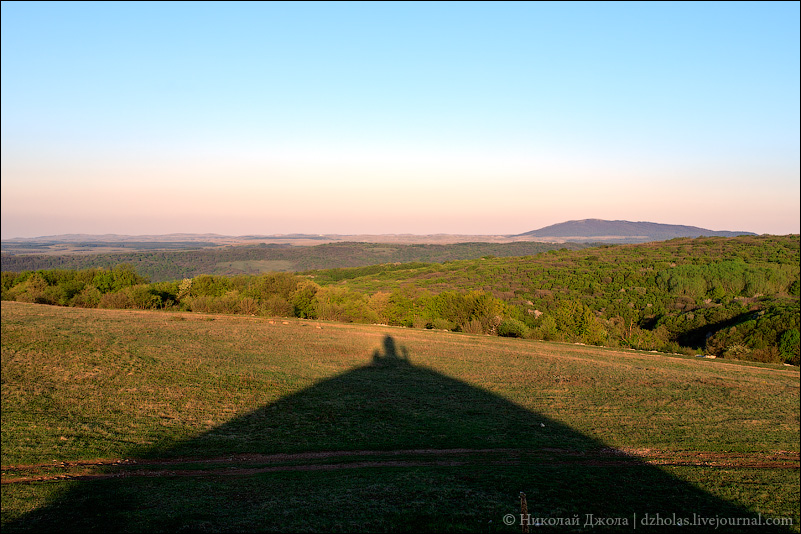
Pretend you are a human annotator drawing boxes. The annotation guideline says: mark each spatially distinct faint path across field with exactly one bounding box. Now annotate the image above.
[3,448,798,484]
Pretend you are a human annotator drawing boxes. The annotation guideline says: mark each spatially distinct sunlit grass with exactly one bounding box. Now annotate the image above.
[2,301,798,532]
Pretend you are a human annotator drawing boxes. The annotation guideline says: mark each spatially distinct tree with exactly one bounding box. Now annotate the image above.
[291,280,320,319]
[779,329,800,365]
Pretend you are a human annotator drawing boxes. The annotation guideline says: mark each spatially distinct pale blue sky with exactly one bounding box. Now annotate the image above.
[2,1,799,238]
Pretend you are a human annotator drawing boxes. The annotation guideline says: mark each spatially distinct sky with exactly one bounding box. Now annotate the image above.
[1,1,799,239]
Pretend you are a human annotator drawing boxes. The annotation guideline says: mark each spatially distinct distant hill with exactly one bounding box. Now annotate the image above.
[516,219,756,243]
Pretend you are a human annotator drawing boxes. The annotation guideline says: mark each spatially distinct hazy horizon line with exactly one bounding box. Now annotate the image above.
[1,218,778,242]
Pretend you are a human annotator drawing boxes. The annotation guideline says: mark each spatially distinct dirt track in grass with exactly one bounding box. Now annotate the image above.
[3,448,798,485]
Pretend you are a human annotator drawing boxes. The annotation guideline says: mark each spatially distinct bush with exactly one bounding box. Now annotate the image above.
[789,279,800,297]
[98,291,134,309]
[261,296,294,317]
[92,264,147,294]
[383,291,415,327]
[368,292,392,323]
[315,287,378,323]
[749,346,783,364]
[127,285,163,309]
[431,317,456,331]
[1,272,19,296]
[723,344,751,358]
[498,318,530,338]
[238,297,260,315]
[215,291,242,314]
[461,319,485,334]
[187,275,233,298]
[248,272,302,301]
[291,280,320,319]
[535,315,559,341]
[779,329,800,365]
[70,286,102,308]
[411,315,429,329]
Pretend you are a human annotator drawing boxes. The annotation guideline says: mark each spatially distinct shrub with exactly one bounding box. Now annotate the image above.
[238,297,260,315]
[368,291,392,323]
[92,264,147,294]
[498,318,530,338]
[431,317,456,331]
[536,315,559,341]
[1,272,19,296]
[411,315,430,329]
[749,346,783,364]
[779,329,800,365]
[789,279,800,297]
[248,272,302,301]
[461,319,485,335]
[261,296,294,317]
[189,275,231,298]
[71,286,102,308]
[98,291,134,309]
[12,273,72,305]
[189,291,241,314]
[315,287,378,323]
[383,291,415,327]
[127,285,163,310]
[291,280,320,319]
[177,278,193,301]
[723,344,751,358]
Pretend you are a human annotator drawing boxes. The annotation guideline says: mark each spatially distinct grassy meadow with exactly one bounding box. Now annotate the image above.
[1,301,799,532]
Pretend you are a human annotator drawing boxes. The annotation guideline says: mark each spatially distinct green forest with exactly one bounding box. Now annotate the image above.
[2,235,799,365]
[0,241,586,282]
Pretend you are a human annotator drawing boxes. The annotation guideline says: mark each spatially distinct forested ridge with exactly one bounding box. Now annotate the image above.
[0,241,585,282]
[2,235,798,364]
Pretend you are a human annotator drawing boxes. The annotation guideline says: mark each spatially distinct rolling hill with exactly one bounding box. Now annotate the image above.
[516,219,756,243]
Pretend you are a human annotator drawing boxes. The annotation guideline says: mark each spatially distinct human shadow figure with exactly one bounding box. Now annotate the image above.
[373,334,410,365]
[6,336,793,532]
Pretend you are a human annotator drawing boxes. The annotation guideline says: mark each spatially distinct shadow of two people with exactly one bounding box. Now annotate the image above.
[7,335,791,532]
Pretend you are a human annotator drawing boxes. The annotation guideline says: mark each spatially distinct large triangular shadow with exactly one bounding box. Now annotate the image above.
[6,336,793,532]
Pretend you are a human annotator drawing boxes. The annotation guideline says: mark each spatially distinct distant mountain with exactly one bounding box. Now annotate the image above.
[516,219,756,243]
